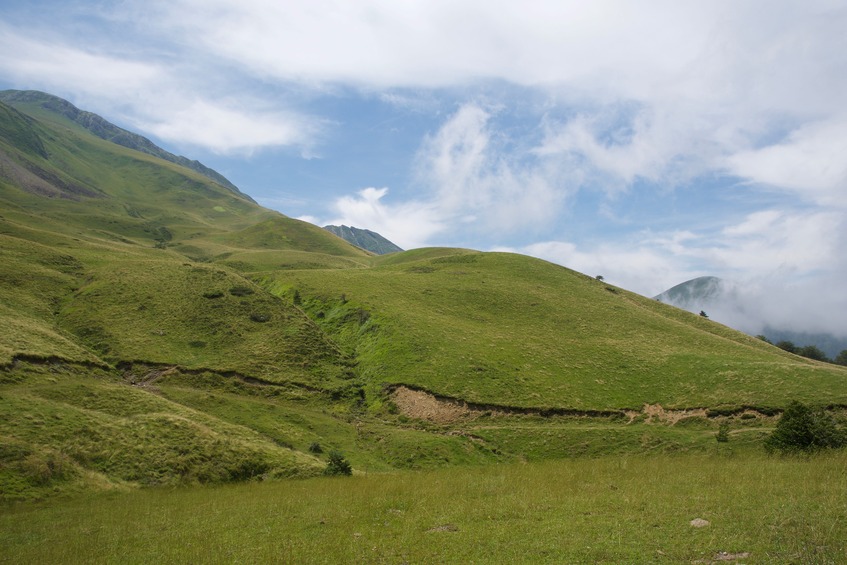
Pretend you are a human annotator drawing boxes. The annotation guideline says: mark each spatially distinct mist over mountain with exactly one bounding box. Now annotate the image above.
[655,276,847,358]
[323,224,403,255]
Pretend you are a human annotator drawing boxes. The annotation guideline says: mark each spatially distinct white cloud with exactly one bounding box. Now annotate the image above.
[0,25,161,98]
[145,0,718,90]
[415,104,565,232]
[709,210,842,275]
[323,104,570,248]
[504,239,692,296]
[136,99,324,155]
[7,0,847,181]
[326,187,444,250]
[0,24,325,155]
[524,208,843,291]
[725,118,847,205]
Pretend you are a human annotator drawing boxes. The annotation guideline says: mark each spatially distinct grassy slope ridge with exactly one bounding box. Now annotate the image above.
[267,249,846,410]
[1,95,846,501]
[0,89,247,198]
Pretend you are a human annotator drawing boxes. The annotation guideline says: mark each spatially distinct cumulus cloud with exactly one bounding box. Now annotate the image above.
[324,104,568,247]
[131,0,847,192]
[415,104,565,232]
[324,187,443,250]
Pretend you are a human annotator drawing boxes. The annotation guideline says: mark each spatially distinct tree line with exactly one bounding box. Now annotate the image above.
[757,336,847,366]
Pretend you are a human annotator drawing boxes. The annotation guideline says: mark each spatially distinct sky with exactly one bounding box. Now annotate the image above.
[1,0,846,337]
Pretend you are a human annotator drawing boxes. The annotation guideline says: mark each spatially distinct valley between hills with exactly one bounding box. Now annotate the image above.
[2,91,846,563]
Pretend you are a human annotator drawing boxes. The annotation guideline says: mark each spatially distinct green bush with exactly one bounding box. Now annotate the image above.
[764,401,846,453]
[229,286,254,297]
[324,450,352,476]
[716,422,730,443]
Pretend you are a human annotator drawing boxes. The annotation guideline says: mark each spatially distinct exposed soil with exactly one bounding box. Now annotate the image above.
[390,385,779,425]
[639,403,708,424]
[392,386,486,424]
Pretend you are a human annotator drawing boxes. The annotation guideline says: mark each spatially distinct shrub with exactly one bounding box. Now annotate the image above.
[229,286,254,297]
[324,450,352,476]
[716,422,730,443]
[308,442,323,454]
[764,401,846,453]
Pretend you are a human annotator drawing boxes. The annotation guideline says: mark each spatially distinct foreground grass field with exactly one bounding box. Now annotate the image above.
[2,453,845,564]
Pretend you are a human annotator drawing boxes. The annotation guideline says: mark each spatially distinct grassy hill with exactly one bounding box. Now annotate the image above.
[1,92,846,501]
[264,249,844,411]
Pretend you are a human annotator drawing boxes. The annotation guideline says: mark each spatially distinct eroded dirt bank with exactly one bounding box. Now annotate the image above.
[390,385,778,425]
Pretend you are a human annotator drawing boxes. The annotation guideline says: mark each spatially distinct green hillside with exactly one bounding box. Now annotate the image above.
[263,250,843,410]
[1,93,846,501]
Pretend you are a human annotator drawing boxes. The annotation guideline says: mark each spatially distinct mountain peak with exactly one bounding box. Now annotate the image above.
[654,276,724,307]
[323,224,403,254]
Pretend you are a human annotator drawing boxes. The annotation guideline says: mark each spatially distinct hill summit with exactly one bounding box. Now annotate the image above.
[323,224,403,254]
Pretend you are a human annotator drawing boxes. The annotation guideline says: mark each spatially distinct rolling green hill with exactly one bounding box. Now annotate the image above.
[1,92,845,501]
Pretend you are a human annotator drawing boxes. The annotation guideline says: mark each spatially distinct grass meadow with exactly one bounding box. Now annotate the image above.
[2,452,846,564]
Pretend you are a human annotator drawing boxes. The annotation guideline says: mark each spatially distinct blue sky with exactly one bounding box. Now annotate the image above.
[1,0,846,336]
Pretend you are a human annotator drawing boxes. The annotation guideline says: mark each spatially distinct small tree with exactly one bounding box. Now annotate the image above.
[835,350,847,367]
[764,401,846,453]
[776,340,797,354]
[699,310,709,318]
[798,345,829,362]
[324,450,352,476]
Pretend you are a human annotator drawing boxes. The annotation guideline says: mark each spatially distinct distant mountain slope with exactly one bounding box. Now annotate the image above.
[653,276,725,309]
[0,90,252,202]
[0,98,368,262]
[655,276,847,358]
[323,224,403,254]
